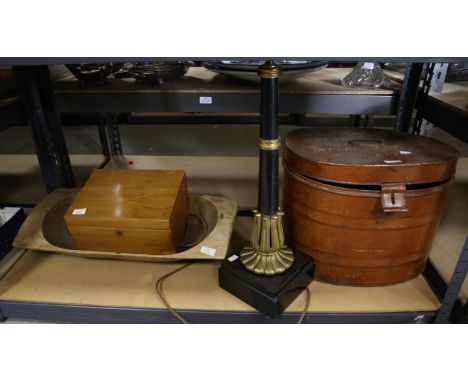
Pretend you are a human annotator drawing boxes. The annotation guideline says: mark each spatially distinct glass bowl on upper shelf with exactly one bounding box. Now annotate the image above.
[341,62,390,88]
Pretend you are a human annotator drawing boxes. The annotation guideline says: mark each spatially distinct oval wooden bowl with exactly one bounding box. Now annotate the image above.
[13,189,237,262]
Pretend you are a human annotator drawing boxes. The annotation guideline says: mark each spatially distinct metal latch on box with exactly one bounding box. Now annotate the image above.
[381,183,408,212]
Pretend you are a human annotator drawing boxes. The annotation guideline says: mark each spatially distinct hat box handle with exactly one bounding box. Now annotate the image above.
[381,183,408,212]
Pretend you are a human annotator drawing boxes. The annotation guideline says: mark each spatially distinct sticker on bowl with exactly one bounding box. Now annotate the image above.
[384,160,403,164]
[200,246,216,256]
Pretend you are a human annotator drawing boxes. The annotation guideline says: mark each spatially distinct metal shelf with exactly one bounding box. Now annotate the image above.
[53,67,400,115]
[2,59,467,324]
[0,301,438,324]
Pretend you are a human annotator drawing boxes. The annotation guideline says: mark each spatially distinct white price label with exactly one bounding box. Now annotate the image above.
[399,151,411,155]
[200,246,216,256]
[199,96,212,104]
[227,255,239,262]
[362,62,375,70]
[72,208,87,215]
[384,160,403,164]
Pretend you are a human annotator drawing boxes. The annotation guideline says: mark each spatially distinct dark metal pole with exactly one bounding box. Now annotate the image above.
[351,114,361,128]
[13,65,75,192]
[96,113,111,159]
[434,236,468,324]
[96,113,112,168]
[258,75,279,215]
[394,63,424,132]
[413,63,436,136]
[105,112,123,155]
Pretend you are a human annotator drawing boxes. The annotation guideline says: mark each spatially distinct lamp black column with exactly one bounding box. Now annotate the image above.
[258,74,279,215]
[239,61,294,276]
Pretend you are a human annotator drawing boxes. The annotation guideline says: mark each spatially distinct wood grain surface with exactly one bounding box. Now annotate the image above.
[283,128,458,286]
[283,127,459,185]
[64,169,188,254]
[283,167,452,286]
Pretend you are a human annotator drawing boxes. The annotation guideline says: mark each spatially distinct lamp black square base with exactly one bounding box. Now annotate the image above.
[218,251,315,318]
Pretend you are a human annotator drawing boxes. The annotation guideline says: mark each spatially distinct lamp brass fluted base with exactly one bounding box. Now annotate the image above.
[240,210,294,276]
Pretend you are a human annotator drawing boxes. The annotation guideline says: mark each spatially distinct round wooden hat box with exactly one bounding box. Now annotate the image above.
[282,127,459,286]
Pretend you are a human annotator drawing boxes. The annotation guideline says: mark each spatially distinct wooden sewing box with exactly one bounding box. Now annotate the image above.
[64,169,189,255]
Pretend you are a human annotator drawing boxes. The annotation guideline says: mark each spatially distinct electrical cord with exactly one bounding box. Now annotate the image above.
[155,262,311,324]
[297,287,311,324]
[155,262,193,324]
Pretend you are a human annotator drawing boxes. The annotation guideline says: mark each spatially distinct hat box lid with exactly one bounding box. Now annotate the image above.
[283,128,459,186]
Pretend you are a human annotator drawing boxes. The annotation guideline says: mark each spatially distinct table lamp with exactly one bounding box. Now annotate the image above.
[219,61,315,318]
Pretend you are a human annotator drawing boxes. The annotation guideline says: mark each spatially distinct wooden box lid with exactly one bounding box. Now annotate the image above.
[64,169,187,231]
[283,128,459,185]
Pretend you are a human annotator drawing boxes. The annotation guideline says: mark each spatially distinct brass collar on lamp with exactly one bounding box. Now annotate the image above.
[258,137,281,151]
[258,60,282,79]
